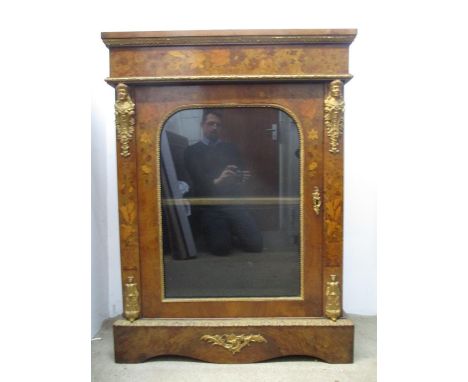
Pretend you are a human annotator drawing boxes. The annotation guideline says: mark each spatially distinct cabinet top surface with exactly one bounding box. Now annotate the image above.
[102,29,357,47]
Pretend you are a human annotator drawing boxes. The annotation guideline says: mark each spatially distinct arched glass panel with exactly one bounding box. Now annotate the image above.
[160,107,301,298]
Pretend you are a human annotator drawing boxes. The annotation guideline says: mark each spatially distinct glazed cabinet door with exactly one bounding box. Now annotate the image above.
[118,82,328,318]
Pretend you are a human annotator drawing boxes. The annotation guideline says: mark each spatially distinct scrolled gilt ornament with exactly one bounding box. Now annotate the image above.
[115,83,135,158]
[124,276,140,322]
[324,80,345,153]
[312,186,321,215]
[325,274,341,321]
[200,334,267,354]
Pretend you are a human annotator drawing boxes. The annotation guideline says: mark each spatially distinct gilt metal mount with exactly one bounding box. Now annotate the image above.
[200,334,267,354]
[324,80,345,153]
[115,83,136,158]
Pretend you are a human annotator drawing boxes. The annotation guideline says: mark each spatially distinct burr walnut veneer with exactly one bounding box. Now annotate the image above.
[102,29,357,364]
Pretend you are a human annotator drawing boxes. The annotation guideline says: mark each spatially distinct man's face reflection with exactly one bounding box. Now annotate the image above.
[202,113,222,142]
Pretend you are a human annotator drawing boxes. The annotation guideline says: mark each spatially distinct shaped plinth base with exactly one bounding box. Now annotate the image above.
[113,317,354,364]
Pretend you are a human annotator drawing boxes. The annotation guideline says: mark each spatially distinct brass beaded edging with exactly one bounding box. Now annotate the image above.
[114,317,354,327]
[153,103,305,303]
[106,74,353,86]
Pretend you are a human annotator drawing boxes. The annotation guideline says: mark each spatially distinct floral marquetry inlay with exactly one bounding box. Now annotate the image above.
[307,129,319,141]
[308,161,318,177]
[141,164,151,175]
[325,199,343,241]
[119,201,138,246]
[306,126,320,181]
[139,131,152,145]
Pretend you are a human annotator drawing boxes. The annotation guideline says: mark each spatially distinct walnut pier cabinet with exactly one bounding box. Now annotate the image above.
[102,29,357,364]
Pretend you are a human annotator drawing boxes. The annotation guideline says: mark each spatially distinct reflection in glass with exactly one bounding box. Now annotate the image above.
[161,107,300,298]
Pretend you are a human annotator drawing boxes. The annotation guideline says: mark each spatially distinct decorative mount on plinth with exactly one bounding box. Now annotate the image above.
[115,83,135,158]
[324,80,345,153]
[200,334,267,354]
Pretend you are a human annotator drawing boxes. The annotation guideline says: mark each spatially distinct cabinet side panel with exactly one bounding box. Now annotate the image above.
[115,87,142,304]
[322,81,345,314]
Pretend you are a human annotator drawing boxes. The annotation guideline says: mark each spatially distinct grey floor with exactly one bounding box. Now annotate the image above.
[164,249,300,298]
[91,314,376,382]
[164,229,301,298]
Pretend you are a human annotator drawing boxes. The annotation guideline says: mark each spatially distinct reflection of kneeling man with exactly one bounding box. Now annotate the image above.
[184,109,263,256]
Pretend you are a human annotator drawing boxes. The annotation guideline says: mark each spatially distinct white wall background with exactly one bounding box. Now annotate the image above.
[91,36,121,336]
[90,1,381,337]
